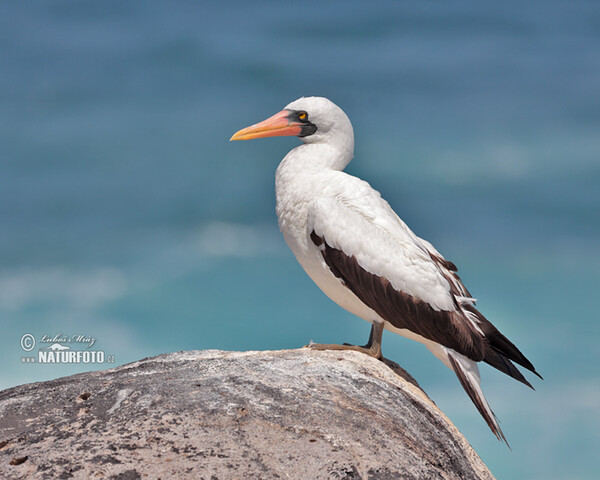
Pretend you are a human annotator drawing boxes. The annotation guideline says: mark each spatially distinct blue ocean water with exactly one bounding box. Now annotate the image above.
[1,1,599,478]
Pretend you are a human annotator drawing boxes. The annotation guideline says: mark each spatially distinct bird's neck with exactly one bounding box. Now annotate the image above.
[275,141,350,243]
[285,142,353,172]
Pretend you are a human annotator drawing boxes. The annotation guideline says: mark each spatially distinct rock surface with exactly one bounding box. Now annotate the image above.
[0,349,495,480]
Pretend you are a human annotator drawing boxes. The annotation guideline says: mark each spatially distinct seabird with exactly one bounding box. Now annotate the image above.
[231,96,541,443]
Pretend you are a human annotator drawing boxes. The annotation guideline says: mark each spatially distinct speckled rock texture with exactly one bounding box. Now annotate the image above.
[0,349,495,480]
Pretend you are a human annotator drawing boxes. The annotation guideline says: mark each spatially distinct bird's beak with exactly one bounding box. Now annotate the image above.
[230,110,302,141]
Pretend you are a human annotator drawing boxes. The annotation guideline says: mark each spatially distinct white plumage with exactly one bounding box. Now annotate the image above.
[276,97,461,357]
[231,96,540,444]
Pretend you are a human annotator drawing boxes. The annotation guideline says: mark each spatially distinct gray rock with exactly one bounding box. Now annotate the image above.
[0,349,495,479]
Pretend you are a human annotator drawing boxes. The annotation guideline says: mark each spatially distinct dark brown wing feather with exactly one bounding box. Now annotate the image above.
[429,248,541,381]
[310,232,486,361]
[311,231,541,384]
[430,253,473,299]
[464,304,543,380]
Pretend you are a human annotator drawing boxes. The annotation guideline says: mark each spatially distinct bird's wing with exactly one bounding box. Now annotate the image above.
[307,175,540,444]
[306,181,487,361]
[307,176,541,381]
[395,217,474,301]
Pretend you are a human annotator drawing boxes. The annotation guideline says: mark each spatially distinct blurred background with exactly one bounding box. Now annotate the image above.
[1,1,599,478]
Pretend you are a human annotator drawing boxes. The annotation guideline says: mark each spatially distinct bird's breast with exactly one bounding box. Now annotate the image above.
[275,175,312,258]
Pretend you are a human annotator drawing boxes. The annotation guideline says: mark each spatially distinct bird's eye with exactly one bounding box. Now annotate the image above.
[298,111,308,121]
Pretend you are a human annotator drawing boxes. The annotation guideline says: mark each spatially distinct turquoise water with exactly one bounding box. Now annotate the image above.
[1,1,599,478]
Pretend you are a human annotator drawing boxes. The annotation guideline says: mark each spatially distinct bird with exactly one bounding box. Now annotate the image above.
[230,96,541,444]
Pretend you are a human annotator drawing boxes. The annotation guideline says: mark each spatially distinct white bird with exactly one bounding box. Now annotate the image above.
[231,96,540,444]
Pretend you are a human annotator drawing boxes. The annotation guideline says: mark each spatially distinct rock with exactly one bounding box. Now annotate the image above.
[0,349,495,479]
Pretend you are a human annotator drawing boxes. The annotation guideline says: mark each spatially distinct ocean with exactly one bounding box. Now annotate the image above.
[1,1,599,478]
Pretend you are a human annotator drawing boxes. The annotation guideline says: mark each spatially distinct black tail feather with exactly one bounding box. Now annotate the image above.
[448,354,509,447]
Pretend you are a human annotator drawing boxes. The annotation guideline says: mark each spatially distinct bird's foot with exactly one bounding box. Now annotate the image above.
[304,341,382,360]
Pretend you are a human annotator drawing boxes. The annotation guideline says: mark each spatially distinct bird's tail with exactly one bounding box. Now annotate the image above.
[447,351,509,447]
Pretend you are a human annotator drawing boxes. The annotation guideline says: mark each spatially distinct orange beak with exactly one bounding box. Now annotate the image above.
[230,110,302,141]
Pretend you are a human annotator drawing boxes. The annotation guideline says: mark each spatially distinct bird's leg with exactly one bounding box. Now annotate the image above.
[304,321,384,360]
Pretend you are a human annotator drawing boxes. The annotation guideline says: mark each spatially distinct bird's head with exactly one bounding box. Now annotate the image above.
[230,97,354,157]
